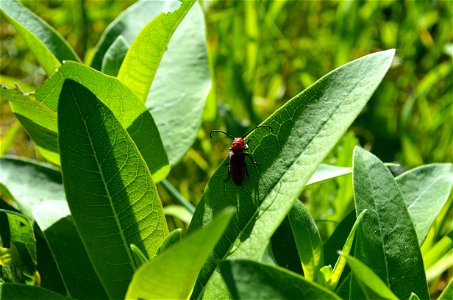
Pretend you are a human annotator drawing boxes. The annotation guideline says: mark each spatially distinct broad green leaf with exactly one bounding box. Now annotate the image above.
[0,210,36,284]
[58,79,168,299]
[341,253,398,300]
[396,163,453,245]
[0,157,64,221]
[439,279,453,300]
[146,1,211,165]
[117,0,195,102]
[0,283,71,300]
[32,201,108,299]
[91,1,179,70]
[219,259,340,300]
[288,201,324,282]
[188,50,395,298]
[101,36,129,76]
[306,164,351,186]
[0,0,79,75]
[352,147,429,300]
[328,209,367,289]
[2,62,170,181]
[126,208,234,300]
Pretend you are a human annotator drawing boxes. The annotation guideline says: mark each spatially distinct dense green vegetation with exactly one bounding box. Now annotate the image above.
[0,0,451,299]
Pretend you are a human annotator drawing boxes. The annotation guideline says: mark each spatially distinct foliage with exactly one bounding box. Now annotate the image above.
[1,0,452,299]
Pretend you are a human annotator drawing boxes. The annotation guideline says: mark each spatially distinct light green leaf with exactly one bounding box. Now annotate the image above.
[352,147,429,300]
[188,50,395,298]
[101,36,129,76]
[91,1,179,70]
[288,201,324,282]
[328,209,367,289]
[157,228,182,254]
[306,164,351,186]
[439,279,453,300]
[0,0,79,75]
[219,259,340,300]
[58,79,168,299]
[126,208,234,300]
[423,231,453,269]
[0,283,71,300]
[32,201,108,299]
[117,0,195,102]
[341,253,398,300]
[163,205,193,224]
[0,157,64,221]
[396,163,453,245]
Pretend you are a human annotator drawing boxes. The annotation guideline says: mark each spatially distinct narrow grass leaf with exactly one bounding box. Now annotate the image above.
[219,259,340,300]
[188,50,395,298]
[0,0,79,75]
[396,163,453,245]
[126,208,234,300]
[352,147,429,300]
[341,253,398,300]
[58,80,168,299]
[32,201,108,299]
[288,201,324,282]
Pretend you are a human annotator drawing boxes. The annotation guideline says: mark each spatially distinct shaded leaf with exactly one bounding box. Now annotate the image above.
[101,36,129,76]
[0,283,71,300]
[352,147,429,300]
[188,50,395,298]
[219,259,340,300]
[58,79,168,299]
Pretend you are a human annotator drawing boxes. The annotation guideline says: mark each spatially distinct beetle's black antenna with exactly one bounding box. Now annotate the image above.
[243,125,272,138]
[210,130,235,140]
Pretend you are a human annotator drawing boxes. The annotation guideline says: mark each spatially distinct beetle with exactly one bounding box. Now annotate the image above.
[210,125,272,185]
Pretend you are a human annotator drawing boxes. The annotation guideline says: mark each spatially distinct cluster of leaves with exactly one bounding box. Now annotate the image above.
[0,1,452,300]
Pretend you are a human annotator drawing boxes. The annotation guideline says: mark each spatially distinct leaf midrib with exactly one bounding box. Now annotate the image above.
[69,84,135,268]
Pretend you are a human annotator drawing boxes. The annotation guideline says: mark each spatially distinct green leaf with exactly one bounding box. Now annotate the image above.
[328,209,367,290]
[117,0,196,102]
[90,1,179,70]
[0,0,79,75]
[32,201,108,299]
[0,157,64,221]
[157,228,182,254]
[219,259,340,300]
[288,201,324,282]
[423,231,453,269]
[0,283,71,300]
[352,147,429,300]
[0,210,36,284]
[126,208,234,300]
[188,49,395,298]
[341,253,398,300]
[396,163,453,245]
[306,164,351,186]
[2,62,170,181]
[439,279,453,300]
[58,79,168,299]
[101,36,129,76]
[163,205,192,224]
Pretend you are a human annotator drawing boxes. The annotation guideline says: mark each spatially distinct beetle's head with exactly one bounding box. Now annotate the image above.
[230,138,246,151]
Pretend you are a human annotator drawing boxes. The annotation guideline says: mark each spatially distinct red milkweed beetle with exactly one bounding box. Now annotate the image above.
[210,125,272,185]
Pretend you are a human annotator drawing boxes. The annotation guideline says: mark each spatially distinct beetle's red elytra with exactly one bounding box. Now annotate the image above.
[210,125,272,185]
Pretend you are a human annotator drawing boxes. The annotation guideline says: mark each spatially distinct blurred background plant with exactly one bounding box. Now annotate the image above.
[1,0,452,296]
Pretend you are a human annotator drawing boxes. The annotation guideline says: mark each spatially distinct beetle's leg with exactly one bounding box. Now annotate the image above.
[244,153,257,164]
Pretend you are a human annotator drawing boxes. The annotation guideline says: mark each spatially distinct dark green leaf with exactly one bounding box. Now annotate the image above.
[0,283,72,300]
[32,201,108,300]
[101,36,129,76]
[219,259,340,299]
[188,50,395,298]
[58,79,168,299]
[396,163,453,245]
[352,147,429,300]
